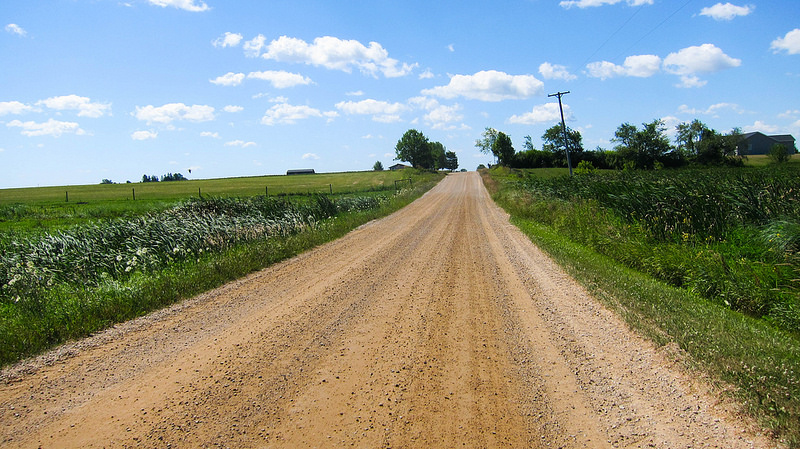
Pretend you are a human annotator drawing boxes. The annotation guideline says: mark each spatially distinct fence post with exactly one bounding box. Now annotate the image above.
[65,191,69,202]
[198,187,202,199]
[132,188,135,201]
[329,184,332,195]
[266,186,268,197]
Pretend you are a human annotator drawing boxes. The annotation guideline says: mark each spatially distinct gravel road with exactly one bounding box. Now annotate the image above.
[0,171,776,448]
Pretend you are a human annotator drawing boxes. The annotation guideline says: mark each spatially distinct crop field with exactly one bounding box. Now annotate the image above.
[0,169,444,365]
[486,166,800,445]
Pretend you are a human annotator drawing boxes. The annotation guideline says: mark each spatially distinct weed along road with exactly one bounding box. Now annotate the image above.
[0,172,773,448]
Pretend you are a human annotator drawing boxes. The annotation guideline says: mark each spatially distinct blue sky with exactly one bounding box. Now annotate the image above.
[1,0,799,188]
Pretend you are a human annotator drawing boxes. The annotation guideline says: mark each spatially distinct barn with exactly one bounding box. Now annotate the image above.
[286,169,316,175]
[738,132,796,155]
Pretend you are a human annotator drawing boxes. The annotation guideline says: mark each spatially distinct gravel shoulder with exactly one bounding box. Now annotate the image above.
[0,171,778,448]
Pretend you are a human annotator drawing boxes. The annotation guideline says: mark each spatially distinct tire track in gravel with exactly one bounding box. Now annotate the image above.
[0,171,776,448]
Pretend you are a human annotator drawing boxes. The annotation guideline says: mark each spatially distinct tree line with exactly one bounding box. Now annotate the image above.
[476,119,790,171]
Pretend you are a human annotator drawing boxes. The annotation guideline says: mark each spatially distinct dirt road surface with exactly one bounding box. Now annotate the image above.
[0,172,776,448]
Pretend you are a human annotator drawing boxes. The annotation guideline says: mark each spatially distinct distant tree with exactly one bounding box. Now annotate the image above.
[492,131,515,165]
[429,141,446,170]
[612,119,673,170]
[161,173,188,182]
[477,164,487,170]
[475,127,499,158]
[395,129,434,169]
[373,161,384,171]
[141,174,159,183]
[542,124,583,167]
[523,135,536,152]
[444,150,459,171]
[675,119,709,157]
[769,143,791,164]
[695,129,740,165]
[100,179,113,184]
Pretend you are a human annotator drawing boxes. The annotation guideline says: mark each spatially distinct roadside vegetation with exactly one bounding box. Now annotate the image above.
[484,166,800,447]
[0,169,444,366]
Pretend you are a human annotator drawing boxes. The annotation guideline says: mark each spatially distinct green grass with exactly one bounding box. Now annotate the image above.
[484,168,800,447]
[0,169,425,233]
[0,170,444,366]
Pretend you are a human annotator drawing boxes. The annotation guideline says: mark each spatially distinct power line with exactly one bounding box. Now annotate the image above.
[611,0,694,61]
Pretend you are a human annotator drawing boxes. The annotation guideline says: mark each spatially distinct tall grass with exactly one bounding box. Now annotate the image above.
[485,168,800,447]
[507,166,800,332]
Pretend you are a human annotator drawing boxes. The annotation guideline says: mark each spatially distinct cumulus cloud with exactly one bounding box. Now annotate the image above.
[699,3,754,21]
[418,69,435,80]
[261,103,337,125]
[539,62,577,81]
[200,131,219,138]
[255,35,416,78]
[5,23,27,36]
[407,96,465,130]
[131,130,158,140]
[335,99,409,122]
[225,140,257,148]
[771,29,800,55]
[37,95,111,118]
[302,153,320,160]
[223,105,243,113]
[0,101,35,116]
[7,119,87,137]
[212,32,243,48]
[210,72,245,86]
[586,54,661,80]
[560,0,653,8]
[146,0,209,12]
[743,120,780,134]
[421,70,544,102]
[247,70,313,88]
[678,102,742,116]
[508,103,571,125]
[134,103,215,124]
[663,44,741,75]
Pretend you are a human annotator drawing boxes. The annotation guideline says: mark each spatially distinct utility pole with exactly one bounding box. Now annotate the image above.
[548,91,573,176]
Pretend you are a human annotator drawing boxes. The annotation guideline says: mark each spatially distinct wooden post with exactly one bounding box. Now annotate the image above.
[132,188,136,201]
[198,187,202,199]
[266,186,268,197]
[65,191,69,202]
[329,184,333,195]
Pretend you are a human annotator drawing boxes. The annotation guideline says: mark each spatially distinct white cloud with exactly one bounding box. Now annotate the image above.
[261,103,337,125]
[424,103,464,130]
[335,99,409,122]
[134,103,215,124]
[418,69,435,80]
[131,130,158,140]
[508,103,571,125]
[37,95,111,118]
[212,32,243,48]
[663,44,741,75]
[247,70,313,88]
[200,131,219,138]
[743,120,780,134]
[259,35,417,78]
[421,70,544,102]
[539,62,577,81]
[0,101,35,116]
[146,0,209,12]
[560,0,653,8]
[302,153,320,160]
[223,105,243,113]
[447,44,455,52]
[699,3,754,21]
[678,102,742,116]
[7,119,87,137]
[586,54,661,80]
[5,23,27,37]
[243,34,267,58]
[346,90,364,96]
[225,140,257,148]
[771,29,800,55]
[210,72,245,86]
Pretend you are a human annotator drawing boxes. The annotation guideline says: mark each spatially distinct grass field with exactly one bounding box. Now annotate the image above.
[0,170,425,232]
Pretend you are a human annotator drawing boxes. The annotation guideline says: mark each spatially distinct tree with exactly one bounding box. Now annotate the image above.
[769,143,791,164]
[612,119,672,169]
[373,161,384,171]
[444,150,459,171]
[429,141,446,170]
[475,127,499,157]
[675,119,709,157]
[395,129,434,169]
[100,179,113,184]
[492,131,515,165]
[542,124,583,167]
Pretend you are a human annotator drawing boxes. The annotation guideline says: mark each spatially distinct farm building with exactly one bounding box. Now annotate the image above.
[389,163,411,171]
[286,169,315,175]
[737,132,796,155]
